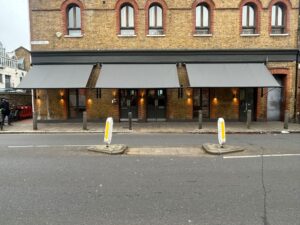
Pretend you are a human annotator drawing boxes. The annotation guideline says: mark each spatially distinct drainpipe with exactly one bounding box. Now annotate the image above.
[295,51,299,122]
[295,6,300,122]
[31,89,35,113]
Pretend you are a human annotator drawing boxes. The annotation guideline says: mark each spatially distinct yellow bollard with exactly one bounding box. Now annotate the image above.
[218,118,226,147]
[104,117,113,147]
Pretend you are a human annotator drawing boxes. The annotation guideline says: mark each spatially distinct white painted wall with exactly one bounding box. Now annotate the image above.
[0,42,27,90]
[0,67,26,89]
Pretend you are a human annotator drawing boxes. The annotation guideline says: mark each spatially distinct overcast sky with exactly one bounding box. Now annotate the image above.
[0,0,30,52]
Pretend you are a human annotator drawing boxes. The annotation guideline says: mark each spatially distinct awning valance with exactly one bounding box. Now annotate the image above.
[17,65,94,89]
[186,63,280,88]
[96,64,180,88]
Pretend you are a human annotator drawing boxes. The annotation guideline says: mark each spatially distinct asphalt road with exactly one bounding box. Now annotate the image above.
[0,146,299,225]
[1,133,300,155]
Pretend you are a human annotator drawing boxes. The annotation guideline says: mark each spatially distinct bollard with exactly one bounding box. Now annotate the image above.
[128,112,132,130]
[104,117,113,147]
[33,111,38,130]
[284,110,289,129]
[296,112,300,124]
[198,110,202,129]
[218,118,226,148]
[83,111,87,130]
[246,110,252,129]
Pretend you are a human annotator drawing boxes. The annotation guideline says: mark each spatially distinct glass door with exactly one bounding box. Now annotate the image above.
[68,89,86,119]
[120,89,138,121]
[147,89,166,121]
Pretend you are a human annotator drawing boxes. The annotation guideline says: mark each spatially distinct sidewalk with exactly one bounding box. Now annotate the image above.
[1,119,300,134]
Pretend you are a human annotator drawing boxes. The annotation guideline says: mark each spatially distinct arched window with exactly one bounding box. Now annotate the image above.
[148,4,163,35]
[195,4,210,34]
[242,4,256,34]
[271,3,285,34]
[120,4,135,35]
[67,4,81,36]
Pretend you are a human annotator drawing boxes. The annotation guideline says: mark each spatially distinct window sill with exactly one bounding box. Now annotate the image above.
[240,34,260,37]
[269,33,289,37]
[193,34,212,37]
[117,34,137,38]
[146,34,166,37]
[64,34,84,38]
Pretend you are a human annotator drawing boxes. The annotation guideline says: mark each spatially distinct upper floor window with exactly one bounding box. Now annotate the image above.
[67,4,81,36]
[271,4,286,34]
[148,4,163,35]
[195,4,210,34]
[120,4,135,35]
[242,4,256,34]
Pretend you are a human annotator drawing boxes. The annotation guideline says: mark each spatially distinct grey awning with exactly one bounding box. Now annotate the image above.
[186,63,280,88]
[17,65,94,89]
[96,64,180,88]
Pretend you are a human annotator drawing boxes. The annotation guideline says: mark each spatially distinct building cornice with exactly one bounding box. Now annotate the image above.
[31,49,299,65]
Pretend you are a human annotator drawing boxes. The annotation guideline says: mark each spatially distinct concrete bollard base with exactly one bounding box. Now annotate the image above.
[88,144,127,155]
[202,143,245,155]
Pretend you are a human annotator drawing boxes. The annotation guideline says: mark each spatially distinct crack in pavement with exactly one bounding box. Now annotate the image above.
[261,146,270,225]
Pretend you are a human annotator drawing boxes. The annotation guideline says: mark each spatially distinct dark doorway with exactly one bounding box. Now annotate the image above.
[120,89,138,121]
[68,89,86,119]
[239,88,256,121]
[147,89,166,121]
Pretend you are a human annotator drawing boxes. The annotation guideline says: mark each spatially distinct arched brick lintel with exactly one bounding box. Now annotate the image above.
[192,0,215,9]
[145,0,168,34]
[239,0,263,9]
[61,0,85,35]
[268,0,292,9]
[239,0,263,34]
[191,0,215,34]
[115,0,139,35]
[268,0,292,34]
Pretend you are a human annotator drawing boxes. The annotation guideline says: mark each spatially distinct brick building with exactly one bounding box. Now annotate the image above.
[20,0,299,122]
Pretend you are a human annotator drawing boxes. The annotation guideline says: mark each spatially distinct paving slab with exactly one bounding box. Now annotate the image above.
[127,147,206,156]
[1,119,300,134]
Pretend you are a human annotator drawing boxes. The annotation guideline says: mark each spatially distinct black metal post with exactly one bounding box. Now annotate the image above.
[33,111,38,130]
[83,111,87,130]
[246,110,252,129]
[198,110,202,129]
[128,112,132,130]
